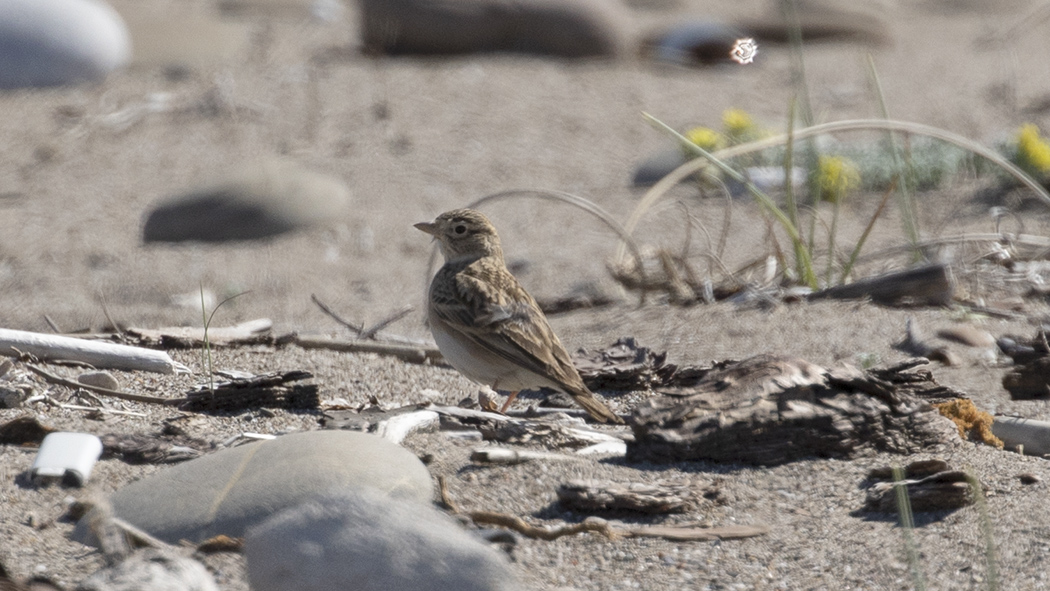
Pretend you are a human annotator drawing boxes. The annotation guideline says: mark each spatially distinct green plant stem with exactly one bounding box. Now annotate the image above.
[967,471,1000,591]
[840,179,896,282]
[200,285,212,392]
[644,112,818,288]
[783,100,807,282]
[200,288,251,393]
[867,54,922,257]
[826,196,841,286]
[892,466,927,591]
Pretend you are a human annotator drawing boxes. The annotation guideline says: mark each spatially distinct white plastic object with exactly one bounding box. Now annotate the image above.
[30,432,104,486]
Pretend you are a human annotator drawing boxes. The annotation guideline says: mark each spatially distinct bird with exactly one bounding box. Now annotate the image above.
[415,209,622,424]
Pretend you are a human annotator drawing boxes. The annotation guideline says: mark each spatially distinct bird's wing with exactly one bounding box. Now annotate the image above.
[429,259,582,388]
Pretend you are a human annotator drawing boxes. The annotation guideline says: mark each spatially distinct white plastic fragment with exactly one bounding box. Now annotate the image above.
[31,432,104,486]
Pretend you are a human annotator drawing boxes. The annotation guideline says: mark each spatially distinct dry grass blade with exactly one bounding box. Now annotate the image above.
[839,178,897,282]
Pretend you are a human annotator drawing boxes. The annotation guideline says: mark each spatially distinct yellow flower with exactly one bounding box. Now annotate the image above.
[1016,124,1050,175]
[818,155,861,202]
[722,108,757,138]
[685,126,724,152]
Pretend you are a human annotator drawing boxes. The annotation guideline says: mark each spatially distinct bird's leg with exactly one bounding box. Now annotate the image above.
[498,391,520,414]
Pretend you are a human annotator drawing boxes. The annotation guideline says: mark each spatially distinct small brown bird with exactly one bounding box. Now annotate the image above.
[415,209,622,424]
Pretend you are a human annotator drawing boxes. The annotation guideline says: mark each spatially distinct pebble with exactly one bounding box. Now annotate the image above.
[245,488,522,591]
[1019,473,1041,485]
[77,371,120,391]
[358,0,628,57]
[142,159,351,243]
[0,0,130,89]
[72,431,433,544]
[645,20,746,66]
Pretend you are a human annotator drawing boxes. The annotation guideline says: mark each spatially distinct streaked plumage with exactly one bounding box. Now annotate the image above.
[415,209,621,424]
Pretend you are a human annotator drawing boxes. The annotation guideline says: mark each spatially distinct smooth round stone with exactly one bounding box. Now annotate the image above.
[77,370,120,390]
[645,21,745,66]
[0,0,131,89]
[245,488,521,591]
[72,431,434,545]
[142,159,350,243]
[359,0,628,58]
[632,147,686,186]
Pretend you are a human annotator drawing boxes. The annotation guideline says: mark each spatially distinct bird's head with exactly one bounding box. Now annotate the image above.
[415,209,504,261]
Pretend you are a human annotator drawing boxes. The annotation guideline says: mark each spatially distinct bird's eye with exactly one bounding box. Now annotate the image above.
[454,224,467,235]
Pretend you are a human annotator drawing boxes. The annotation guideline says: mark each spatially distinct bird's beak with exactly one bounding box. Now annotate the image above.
[414,222,439,236]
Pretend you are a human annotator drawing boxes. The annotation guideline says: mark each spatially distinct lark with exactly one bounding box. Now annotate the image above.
[415,209,622,424]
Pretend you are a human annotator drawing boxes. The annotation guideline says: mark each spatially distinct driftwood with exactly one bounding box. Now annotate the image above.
[294,335,444,365]
[125,319,274,348]
[863,460,975,512]
[179,371,318,412]
[557,480,696,514]
[628,355,961,465]
[808,263,954,306]
[374,410,440,444]
[0,328,190,374]
[100,433,208,464]
[1004,357,1050,399]
[992,416,1050,456]
[0,416,54,445]
[25,363,181,406]
[487,418,627,450]
[573,337,678,391]
[1000,328,1050,399]
[437,476,767,543]
[470,448,582,464]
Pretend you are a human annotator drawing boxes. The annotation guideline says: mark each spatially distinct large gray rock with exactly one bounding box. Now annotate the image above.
[245,488,521,591]
[0,0,131,89]
[359,0,628,58]
[142,159,350,243]
[73,431,433,544]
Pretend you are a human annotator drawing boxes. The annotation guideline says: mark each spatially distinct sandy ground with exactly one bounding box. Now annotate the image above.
[5,0,1050,589]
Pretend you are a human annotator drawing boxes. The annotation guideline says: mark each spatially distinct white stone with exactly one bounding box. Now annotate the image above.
[0,0,131,89]
[245,488,521,591]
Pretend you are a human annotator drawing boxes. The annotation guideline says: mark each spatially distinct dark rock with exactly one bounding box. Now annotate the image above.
[359,0,628,58]
[142,159,350,243]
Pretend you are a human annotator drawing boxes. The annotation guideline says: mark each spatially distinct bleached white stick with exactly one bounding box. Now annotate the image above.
[376,410,440,444]
[0,328,190,374]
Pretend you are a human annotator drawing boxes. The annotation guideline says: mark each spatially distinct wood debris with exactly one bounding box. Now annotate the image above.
[629,355,961,465]
[573,337,678,391]
[557,480,697,514]
[437,476,767,543]
[1001,328,1050,399]
[100,433,208,464]
[808,263,955,306]
[125,319,274,349]
[863,460,976,512]
[0,416,54,446]
[179,371,318,412]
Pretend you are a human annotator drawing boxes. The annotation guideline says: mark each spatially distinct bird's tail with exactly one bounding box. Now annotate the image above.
[567,385,623,424]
